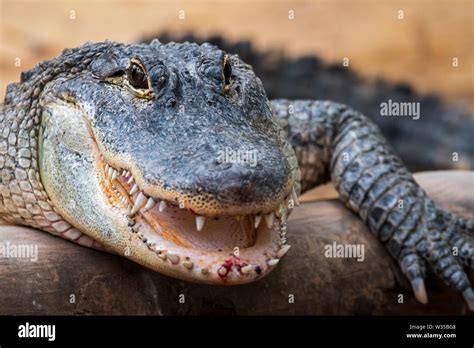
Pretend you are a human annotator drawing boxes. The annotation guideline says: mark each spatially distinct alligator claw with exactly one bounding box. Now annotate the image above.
[397,199,474,309]
[462,288,474,311]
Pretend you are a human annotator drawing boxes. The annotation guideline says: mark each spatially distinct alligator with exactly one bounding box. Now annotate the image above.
[1,40,473,309]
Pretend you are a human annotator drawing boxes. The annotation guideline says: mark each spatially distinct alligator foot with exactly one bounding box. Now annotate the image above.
[396,199,474,309]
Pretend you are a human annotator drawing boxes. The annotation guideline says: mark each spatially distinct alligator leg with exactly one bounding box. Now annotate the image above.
[271,99,474,309]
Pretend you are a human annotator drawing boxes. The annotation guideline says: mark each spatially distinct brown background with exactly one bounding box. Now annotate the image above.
[0,0,473,109]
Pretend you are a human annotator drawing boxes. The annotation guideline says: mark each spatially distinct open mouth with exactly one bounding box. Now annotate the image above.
[98,155,298,283]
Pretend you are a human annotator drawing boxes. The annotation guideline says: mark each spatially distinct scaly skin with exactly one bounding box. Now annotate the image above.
[273,99,474,308]
[0,41,473,308]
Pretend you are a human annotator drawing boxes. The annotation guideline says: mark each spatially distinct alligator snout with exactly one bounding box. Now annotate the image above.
[130,135,293,215]
[193,146,291,207]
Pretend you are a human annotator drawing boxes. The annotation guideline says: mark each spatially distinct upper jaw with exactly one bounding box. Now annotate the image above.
[99,155,299,283]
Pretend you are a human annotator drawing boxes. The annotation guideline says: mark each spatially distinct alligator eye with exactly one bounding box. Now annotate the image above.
[223,54,232,93]
[127,60,149,90]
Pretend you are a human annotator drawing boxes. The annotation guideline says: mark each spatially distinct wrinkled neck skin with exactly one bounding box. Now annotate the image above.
[0,91,57,226]
[0,49,103,248]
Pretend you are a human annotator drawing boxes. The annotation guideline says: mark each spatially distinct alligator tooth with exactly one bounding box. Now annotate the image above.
[127,176,134,184]
[196,216,206,232]
[107,167,114,178]
[129,184,139,195]
[277,245,291,258]
[158,252,167,261]
[292,187,300,206]
[158,201,167,212]
[265,212,274,228]
[131,192,147,215]
[168,254,180,264]
[121,170,127,176]
[201,268,209,275]
[281,204,288,220]
[183,260,193,269]
[275,204,284,218]
[241,265,253,275]
[267,259,279,266]
[143,197,156,211]
[218,267,228,277]
[254,214,262,229]
[105,163,109,172]
[111,169,119,180]
[125,171,130,177]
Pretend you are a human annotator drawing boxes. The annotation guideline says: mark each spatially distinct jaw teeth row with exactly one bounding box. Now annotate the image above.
[140,232,293,278]
[104,163,209,234]
[105,158,299,276]
[103,162,167,217]
[105,155,301,237]
[138,208,294,279]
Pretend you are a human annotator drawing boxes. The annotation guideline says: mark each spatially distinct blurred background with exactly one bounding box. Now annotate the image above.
[1,0,473,171]
[1,1,473,315]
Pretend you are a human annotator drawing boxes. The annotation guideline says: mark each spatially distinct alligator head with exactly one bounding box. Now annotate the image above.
[37,40,300,284]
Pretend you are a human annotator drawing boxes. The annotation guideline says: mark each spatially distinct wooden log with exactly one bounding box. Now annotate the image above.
[0,171,472,315]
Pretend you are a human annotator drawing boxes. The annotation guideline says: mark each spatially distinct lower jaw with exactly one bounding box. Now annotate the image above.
[101,161,294,283]
[127,210,288,283]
